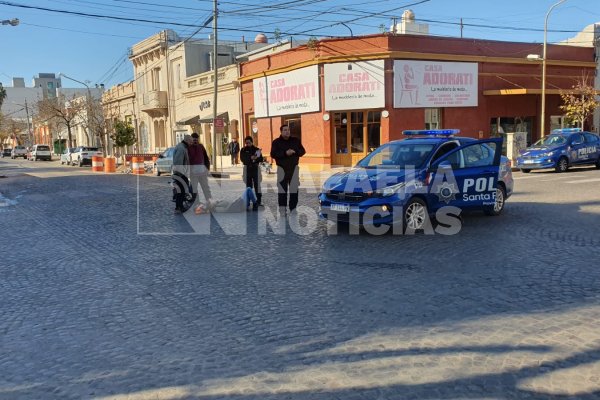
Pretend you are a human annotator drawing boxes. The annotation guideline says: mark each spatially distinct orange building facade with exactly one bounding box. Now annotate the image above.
[239,34,595,169]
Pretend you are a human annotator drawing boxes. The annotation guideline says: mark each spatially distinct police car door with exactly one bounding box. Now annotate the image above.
[568,133,587,164]
[429,138,502,210]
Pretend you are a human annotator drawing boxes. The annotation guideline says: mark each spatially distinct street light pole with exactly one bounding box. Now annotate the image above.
[211,0,218,171]
[541,0,567,138]
[60,73,93,146]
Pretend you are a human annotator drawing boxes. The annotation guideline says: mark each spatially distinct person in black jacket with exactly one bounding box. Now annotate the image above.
[240,136,263,211]
[270,125,306,213]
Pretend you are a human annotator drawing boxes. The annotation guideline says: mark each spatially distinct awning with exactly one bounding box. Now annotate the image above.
[176,115,200,125]
[198,112,229,124]
[484,88,570,96]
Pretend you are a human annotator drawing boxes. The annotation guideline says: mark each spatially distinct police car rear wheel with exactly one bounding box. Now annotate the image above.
[484,186,506,216]
[555,157,569,173]
[404,198,428,231]
[521,169,531,173]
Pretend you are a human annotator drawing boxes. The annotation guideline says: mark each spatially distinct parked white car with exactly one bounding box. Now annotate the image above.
[71,146,103,167]
[28,144,52,161]
[60,147,76,165]
[11,145,27,159]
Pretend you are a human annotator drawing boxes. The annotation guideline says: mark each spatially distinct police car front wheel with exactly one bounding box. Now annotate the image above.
[555,157,569,173]
[403,198,429,231]
[484,186,506,216]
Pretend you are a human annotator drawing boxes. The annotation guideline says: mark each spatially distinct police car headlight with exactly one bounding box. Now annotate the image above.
[376,182,406,197]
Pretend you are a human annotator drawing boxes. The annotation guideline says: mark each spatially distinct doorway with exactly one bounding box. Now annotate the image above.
[331,110,381,167]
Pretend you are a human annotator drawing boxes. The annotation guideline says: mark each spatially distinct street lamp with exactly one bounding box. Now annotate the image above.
[1,18,19,26]
[59,73,93,146]
[540,0,567,138]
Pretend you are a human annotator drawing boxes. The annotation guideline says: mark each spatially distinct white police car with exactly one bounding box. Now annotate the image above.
[319,129,514,231]
[516,128,600,173]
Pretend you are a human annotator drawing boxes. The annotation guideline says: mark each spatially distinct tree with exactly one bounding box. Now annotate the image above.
[0,83,6,110]
[273,28,282,43]
[559,75,600,129]
[0,116,27,146]
[37,93,87,148]
[79,96,109,155]
[110,120,136,162]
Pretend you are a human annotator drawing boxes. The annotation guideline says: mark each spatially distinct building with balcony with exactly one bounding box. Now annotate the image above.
[115,29,270,154]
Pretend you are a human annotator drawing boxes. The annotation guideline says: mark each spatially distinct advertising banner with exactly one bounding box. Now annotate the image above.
[393,60,478,108]
[253,65,320,117]
[324,60,385,110]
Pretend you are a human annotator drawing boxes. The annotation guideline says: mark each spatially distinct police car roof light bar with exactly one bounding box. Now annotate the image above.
[552,128,582,134]
[403,129,460,136]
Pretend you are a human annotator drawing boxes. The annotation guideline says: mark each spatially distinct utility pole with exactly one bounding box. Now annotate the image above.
[211,0,219,170]
[460,18,464,38]
[24,99,33,146]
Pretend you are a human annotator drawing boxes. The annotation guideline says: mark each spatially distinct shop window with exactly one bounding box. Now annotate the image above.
[491,116,534,147]
[350,111,364,153]
[282,115,301,140]
[550,115,576,132]
[425,108,441,130]
[367,111,381,152]
[334,112,348,154]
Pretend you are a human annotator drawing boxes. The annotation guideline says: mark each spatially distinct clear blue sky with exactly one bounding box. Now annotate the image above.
[1,0,598,89]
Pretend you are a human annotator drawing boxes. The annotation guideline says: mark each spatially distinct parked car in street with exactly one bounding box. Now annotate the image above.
[11,145,27,159]
[154,147,174,176]
[516,128,600,173]
[71,146,103,167]
[60,147,76,165]
[1,148,12,158]
[319,129,513,231]
[28,144,52,161]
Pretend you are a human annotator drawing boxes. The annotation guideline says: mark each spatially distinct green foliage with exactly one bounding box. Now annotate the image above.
[307,36,318,51]
[560,77,599,128]
[379,24,387,34]
[111,120,136,148]
[0,84,6,110]
[273,28,282,43]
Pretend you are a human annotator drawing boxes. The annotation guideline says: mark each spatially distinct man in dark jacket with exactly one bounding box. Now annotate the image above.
[240,136,263,211]
[227,138,240,166]
[270,125,306,213]
[172,134,192,214]
[188,132,212,206]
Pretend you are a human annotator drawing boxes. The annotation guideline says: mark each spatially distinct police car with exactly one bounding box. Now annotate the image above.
[516,128,600,173]
[319,129,514,231]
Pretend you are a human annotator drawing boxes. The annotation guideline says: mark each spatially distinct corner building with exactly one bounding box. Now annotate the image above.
[239,34,595,169]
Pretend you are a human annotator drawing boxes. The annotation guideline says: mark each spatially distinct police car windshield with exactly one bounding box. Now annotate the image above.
[358,142,435,169]
[534,135,567,147]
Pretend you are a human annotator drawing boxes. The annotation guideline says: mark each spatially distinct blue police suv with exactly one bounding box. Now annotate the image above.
[319,130,514,231]
[516,128,600,173]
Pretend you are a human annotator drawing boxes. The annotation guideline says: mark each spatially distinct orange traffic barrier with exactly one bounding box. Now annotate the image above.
[103,157,116,173]
[132,156,145,175]
[92,156,104,172]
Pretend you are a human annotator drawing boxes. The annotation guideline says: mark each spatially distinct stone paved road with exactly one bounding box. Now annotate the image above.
[1,159,600,399]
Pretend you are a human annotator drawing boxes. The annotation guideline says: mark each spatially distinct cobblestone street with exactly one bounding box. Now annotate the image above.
[2,159,600,399]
